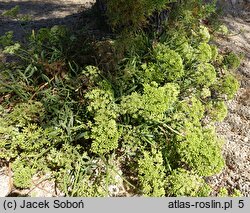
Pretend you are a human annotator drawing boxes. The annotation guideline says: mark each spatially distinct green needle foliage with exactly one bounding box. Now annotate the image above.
[106,0,177,29]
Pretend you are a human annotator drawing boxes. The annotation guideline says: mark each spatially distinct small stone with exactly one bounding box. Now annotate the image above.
[108,185,119,196]
[243,137,249,142]
[227,179,235,187]
[0,174,10,197]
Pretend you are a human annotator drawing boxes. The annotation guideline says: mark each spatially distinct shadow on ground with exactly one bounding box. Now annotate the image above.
[0,0,104,42]
[0,1,82,18]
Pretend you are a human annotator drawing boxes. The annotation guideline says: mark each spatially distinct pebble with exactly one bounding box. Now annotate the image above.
[0,173,10,197]
[227,179,235,187]
[243,137,249,143]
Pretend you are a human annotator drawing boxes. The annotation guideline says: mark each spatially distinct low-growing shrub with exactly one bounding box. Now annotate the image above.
[0,0,242,196]
[105,0,177,29]
[138,148,166,197]
[166,168,212,196]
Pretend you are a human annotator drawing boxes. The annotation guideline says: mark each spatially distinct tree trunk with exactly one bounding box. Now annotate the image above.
[96,0,107,14]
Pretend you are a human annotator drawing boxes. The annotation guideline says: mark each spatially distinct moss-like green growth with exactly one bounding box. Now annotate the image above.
[215,73,240,100]
[224,52,241,70]
[121,82,179,121]
[6,101,45,127]
[138,148,166,197]
[177,126,225,176]
[207,101,228,122]
[192,63,216,87]
[85,87,119,154]
[196,42,212,62]
[218,187,243,197]
[154,44,184,81]
[12,159,36,189]
[166,168,212,196]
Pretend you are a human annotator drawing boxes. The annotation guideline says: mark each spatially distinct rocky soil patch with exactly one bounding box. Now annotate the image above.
[207,0,250,197]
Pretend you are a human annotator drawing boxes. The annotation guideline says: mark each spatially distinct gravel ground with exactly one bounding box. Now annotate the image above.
[0,0,249,197]
[207,0,250,196]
